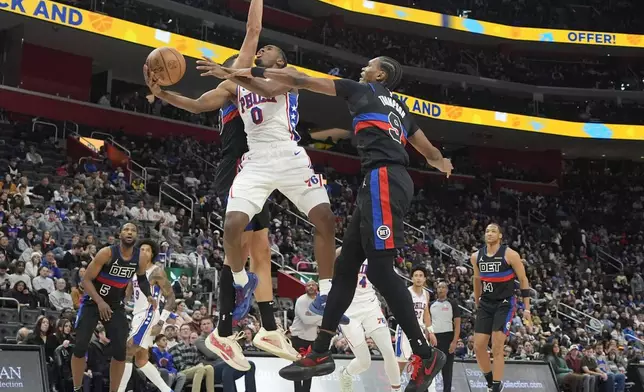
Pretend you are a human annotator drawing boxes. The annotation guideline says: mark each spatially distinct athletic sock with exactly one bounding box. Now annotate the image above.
[257,301,278,331]
[117,362,133,392]
[318,279,332,295]
[218,265,236,337]
[139,362,172,392]
[232,268,249,287]
[484,372,493,387]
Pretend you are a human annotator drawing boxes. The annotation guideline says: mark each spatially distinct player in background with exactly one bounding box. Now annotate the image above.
[144,0,336,371]
[218,56,452,391]
[395,267,437,374]
[336,248,401,392]
[71,223,156,392]
[471,223,532,392]
[117,239,176,392]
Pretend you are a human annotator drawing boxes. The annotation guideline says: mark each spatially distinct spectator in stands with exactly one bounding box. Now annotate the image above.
[8,280,36,308]
[595,343,626,392]
[32,177,54,201]
[23,251,41,278]
[290,280,321,392]
[543,342,592,392]
[26,145,43,166]
[39,230,56,253]
[632,273,644,297]
[169,322,215,392]
[15,327,30,344]
[25,316,58,362]
[40,211,63,241]
[49,278,73,311]
[33,266,55,294]
[129,200,149,221]
[188,245,210,270]
[174,300,193,325]
[113,199,128,219]
[0,237,12,261]
[581,346,614,392]
[148,202,165,221]
[8,261,32,290]
[151,334,186,392]
[195,316,257,392]
[61,244,82,270]
[85,324,111,392]
[163,324,179,350]
[173,274,194,307]
[54,318,74,347]
[41,251,61,278]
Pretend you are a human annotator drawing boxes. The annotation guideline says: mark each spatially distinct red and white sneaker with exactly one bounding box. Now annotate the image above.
[205,329,250,371]
[252,327,300,362]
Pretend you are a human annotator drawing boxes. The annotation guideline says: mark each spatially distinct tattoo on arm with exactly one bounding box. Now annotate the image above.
[151,267,176,311]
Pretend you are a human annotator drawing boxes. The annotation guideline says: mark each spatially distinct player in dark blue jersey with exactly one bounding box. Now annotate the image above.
[221,57,453,392]
[471,223,532,392]
[71,223,155,392]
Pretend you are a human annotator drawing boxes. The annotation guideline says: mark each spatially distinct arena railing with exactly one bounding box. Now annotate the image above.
[556,302,603,335]
[32,119,59,141]
[159,182,194,221]
[62,120,78,139]
[596,247,624,274]
[127,159,149,190]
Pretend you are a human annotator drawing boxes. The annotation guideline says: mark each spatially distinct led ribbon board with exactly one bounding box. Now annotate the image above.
[317,0,644,47]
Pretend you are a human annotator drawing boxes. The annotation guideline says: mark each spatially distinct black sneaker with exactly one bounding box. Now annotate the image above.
[404,349,447,392]
[278,348,336,381]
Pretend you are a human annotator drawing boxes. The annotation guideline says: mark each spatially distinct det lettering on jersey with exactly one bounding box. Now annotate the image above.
[109,262,136,278]
[238,92,277,114]
[479,261,502,273]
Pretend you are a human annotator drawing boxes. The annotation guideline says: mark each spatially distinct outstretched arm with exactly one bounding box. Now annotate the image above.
[408,130,453,176]
[145,65,236,114]
[227,67,338,96]
[232,0,263,68]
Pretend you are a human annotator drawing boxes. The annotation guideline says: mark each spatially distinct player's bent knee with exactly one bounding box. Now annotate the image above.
[224,211,252,235]
[308,204,335,234]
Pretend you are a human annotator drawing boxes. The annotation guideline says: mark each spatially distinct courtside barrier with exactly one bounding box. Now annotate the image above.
[0,344,49,391]
[238,353,560,391]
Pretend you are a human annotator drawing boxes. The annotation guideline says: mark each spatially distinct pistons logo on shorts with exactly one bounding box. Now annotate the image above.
[376,225,391,240]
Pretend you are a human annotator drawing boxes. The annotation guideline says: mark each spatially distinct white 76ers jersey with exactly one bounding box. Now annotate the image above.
[409,287,428,324]
[236,85,300,149]
[132,266,162,315]
[352,260,378,304]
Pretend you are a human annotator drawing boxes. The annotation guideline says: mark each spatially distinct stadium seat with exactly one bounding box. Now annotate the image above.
[20,308,42,325]
[0,308,19,323]
[0,323,21,343]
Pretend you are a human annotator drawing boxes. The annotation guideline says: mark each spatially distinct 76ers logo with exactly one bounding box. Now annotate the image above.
[377,225,391,240]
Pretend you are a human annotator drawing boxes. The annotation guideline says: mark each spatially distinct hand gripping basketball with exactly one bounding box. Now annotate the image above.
[143,64,162,96]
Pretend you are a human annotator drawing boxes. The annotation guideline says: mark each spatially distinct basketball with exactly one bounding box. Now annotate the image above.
[146,47,186,86]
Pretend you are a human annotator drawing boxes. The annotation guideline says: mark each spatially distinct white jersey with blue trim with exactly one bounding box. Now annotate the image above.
[236,85,300,150]
[131,265,162,315]
[352,259,378,305]
[409,286,429,324]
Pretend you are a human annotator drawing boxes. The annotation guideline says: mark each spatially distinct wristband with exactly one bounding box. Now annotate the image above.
[427,325,434,333]
[251,67,267,78]
[521,289,532,298]
[160,310,171,322]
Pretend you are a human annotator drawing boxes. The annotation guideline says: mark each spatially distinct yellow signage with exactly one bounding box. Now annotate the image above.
[317,0,644,48]
[2,0,643,140]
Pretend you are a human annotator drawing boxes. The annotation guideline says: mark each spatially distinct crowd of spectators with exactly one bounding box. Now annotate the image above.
[2,116,644,392]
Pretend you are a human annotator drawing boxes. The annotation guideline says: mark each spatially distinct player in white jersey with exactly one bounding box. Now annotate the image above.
[117,240,176,392]
[395,266,437,370]
[144,0,335,371]
[335,248,402,392]
[144,0,332,372]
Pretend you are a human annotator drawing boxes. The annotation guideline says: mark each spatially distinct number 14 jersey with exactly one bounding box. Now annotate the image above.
[477,244,517,301]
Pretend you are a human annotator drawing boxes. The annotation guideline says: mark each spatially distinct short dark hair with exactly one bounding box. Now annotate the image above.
[275,46,288,68]
[120,222,138,233]
[154,333,166,343]
[411,266,428,278]
[137,238,159,260]
[378,56,403,90]
[487,222,503,234]
[223,54,239,68]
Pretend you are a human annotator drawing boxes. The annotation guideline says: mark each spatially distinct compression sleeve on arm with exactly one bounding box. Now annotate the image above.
[137,273,152,297]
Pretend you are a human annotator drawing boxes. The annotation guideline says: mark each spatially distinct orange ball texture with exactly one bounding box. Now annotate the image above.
[146,47,186,86]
